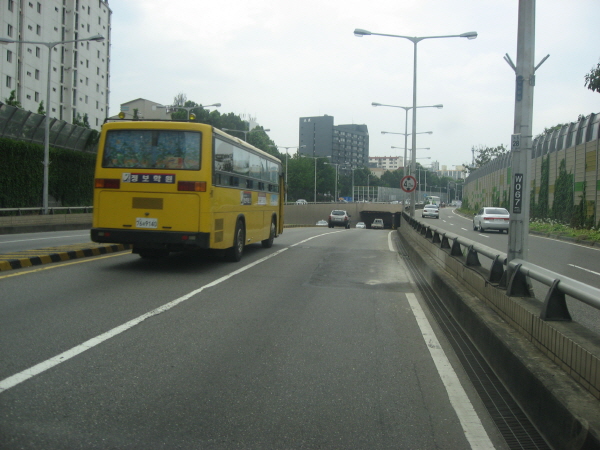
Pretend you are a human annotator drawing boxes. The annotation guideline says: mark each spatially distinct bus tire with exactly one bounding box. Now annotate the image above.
[225,219,245,262]
[261,217,276,248]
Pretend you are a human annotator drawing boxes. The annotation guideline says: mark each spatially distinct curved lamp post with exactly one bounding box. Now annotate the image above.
[373,102,441,183]
[0,34,105,214]
[355,27,477,216]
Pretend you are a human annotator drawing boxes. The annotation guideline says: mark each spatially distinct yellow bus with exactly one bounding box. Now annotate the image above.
[91,120,284,261]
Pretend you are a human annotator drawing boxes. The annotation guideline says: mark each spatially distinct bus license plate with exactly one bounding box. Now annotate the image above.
[136,218,158,229]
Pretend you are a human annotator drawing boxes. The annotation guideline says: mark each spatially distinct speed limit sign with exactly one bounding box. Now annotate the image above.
[400,175,417,193]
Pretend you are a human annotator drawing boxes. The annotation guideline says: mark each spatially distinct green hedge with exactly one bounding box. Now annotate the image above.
[0,137,95,208]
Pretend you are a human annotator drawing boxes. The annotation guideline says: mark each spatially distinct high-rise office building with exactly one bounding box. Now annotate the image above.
[1,0,111,129]
[299,115,369,168]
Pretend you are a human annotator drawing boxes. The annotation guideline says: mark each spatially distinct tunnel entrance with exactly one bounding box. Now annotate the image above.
[359,211,402,229]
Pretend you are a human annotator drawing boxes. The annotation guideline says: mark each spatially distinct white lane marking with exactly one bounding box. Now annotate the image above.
[0,231,342,394]
[532,234,600,252]
[569,264,600,277]
[406,293,494,449]
[387,230,395,252]
[0,233,89,244]
[1,246,288,393]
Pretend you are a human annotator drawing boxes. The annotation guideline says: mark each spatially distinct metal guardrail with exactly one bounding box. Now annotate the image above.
[403,213,600,321]
[0,206,93,216]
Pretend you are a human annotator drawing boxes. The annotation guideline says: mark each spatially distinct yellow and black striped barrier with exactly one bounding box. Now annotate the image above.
[0,243,132,271]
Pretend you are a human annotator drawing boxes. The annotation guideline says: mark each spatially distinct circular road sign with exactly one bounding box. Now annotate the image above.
[401,175,417,193]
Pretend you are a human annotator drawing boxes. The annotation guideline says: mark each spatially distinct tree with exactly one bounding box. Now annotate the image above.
[37,101,45,115]
[463,144,508,174]
[73,113,90,128]
[4,90,22,108]
[584,59,600,94]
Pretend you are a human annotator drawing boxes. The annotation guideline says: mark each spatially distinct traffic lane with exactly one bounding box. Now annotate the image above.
[0,230,91,253]
[1,229,479,449]
[0,229,323,380]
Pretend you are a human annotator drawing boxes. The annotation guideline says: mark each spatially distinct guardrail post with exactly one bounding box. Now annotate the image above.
[450,239,462,257]
[466,245,481,267]
[425,227,433,239]
[489,255,505,284]
[540,279,572,321]
[506,264,533,297]
[432,231,441,245]
[440,234,451,249]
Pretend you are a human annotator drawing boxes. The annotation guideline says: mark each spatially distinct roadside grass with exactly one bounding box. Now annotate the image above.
[529,220,600,243]
[457,208,600,244]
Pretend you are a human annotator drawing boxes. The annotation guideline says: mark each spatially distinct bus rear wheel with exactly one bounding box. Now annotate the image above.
[225,220,245,262]
[261,218,276,248]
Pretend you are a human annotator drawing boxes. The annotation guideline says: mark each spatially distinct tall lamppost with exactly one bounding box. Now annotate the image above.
[355,28,477,217]
[222,127,270,141]
[373,102,441,182]
[342,166,357,202]
[415,157,431,200]
[300,154,319,203]
[275,145,305,203]
[157,103,221,121]
[324,159,341,202]
[1,34,105,214]
[382,130,432,172]
[390,145,430,170]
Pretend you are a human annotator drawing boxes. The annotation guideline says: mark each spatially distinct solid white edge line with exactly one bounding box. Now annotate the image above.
[406,293,494,450]
[569,263,600,277]
[0,246,290,394]
[387,230,395,252]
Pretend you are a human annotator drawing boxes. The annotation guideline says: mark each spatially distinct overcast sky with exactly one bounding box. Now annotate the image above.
[107,0,599,169]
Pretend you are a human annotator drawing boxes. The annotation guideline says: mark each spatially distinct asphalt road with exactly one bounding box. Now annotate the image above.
[0,230,92,253]
[0,227,506,449]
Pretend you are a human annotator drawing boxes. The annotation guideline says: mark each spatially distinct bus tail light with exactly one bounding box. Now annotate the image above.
[178,181,207,192]
[95,178,120,189]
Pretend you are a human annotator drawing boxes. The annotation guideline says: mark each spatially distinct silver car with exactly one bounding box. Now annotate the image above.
[473,207,510,233]
[422,204,439,219]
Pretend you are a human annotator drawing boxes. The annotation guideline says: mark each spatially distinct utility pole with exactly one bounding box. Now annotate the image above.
[505,0,548,264]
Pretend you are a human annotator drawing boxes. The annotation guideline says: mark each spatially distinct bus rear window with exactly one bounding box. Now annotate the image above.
[102,130,201,170]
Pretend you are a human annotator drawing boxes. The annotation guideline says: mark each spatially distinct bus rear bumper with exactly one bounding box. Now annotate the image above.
[91,228,210,251]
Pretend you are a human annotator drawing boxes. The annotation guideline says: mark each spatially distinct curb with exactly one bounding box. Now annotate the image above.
[0,244,132,272]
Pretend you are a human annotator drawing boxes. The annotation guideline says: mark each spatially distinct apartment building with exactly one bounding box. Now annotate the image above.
[369,155,403,171]
[299,115,369,168]
[1,0,111,129]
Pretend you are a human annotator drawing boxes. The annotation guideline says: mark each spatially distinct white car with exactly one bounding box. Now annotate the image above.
[422,204,439,219]
[371,218,384,229]
[295,199,307,205]
[473,207,510,233]
[328,210,351,229]
[316,220,328,226]
[355,222,366,229]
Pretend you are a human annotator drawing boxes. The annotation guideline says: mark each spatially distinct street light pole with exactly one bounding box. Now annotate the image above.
[373,102,442,179]
[275,145,305,203]
[505,0,548,265]
[0,34,105,214]
[355,28,477,217]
